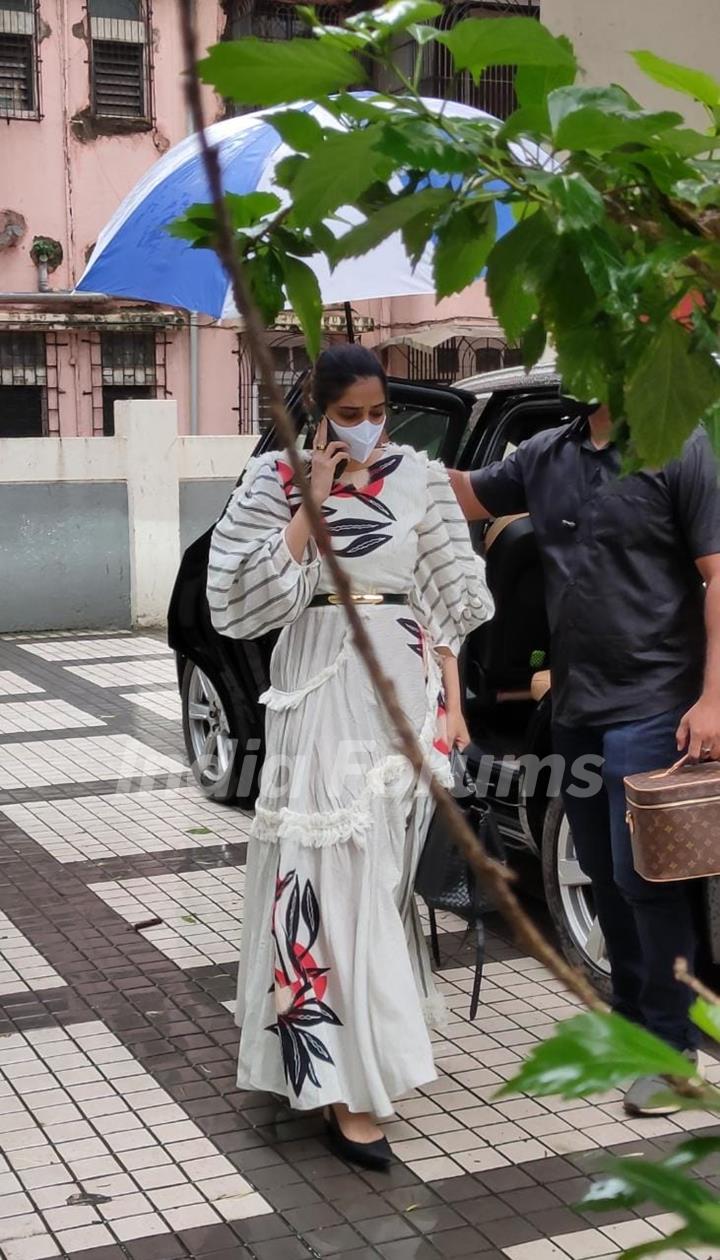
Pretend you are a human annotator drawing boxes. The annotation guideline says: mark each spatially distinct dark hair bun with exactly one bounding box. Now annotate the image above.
[309,345,388,414]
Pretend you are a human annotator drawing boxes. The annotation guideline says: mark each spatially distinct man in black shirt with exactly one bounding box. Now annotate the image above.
[450,404,720,1114]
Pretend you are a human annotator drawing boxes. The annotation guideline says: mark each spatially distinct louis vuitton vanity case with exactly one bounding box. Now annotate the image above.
[625,757,720,882]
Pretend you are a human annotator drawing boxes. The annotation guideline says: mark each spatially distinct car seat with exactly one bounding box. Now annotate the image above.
[467,514,551,702]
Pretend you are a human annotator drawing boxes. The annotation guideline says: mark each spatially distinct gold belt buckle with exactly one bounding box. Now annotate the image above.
[328,592,383,605]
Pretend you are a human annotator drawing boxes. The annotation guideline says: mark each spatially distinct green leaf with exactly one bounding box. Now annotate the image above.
[624,1231,703,1260]
[433,203,497,298]
[514,35,577,111]
[673,179,720,209]
[499,104,551,141]
[548,84,636,131]
[280,254,323,360]
[243,253,285,327]
[407,21,442,46]
[499,1011,694,1099]
[556,326,611,403]
[543,244,598,334]
[289,127,392,227]
[185,827,212,836]
[438,17,576,81]
[376,119,479,175]
[274,154,305,192]
[324,93,392,125]
[268,110,325,154]
[548,86,682,150]
[544,173,605,233]
[520,318,546,372]
[572,227,625,301]
[585,1154,716,1224]
[168,192,280,248]
[199,38,363,107]
[664,1136,720,1171]
[331,186,454,263]
[225,191,281,228]
[690,995,720,1042]
[661,127,720,156]
[347,0,443,33]
[626,321,720,465]
[633,50,720,111]
[703,400,720,461]
[486,211,556,342]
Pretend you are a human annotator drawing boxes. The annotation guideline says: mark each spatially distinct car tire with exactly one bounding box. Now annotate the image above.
[541,797,612,999]
[181,662,241,803]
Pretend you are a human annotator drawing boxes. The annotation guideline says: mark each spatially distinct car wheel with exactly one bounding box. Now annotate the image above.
[541,797,612,997]
[181,662,240,803]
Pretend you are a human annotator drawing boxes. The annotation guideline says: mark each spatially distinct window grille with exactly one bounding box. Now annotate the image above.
[89,0,151,120]
[92,329,161,435]
[0,331,47,436]
[100,330,157,386]
[377,0,539,119]
[0,1,39,119]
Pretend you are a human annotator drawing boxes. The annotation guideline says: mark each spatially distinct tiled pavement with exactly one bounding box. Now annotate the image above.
[1,633,719,1260]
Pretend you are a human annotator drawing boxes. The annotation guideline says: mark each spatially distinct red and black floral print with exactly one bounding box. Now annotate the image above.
[267,868,342,1097]
[276,452,405,557]
[398,617,424,659]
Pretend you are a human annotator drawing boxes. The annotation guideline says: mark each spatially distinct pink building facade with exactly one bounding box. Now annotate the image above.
[1,0,508,439]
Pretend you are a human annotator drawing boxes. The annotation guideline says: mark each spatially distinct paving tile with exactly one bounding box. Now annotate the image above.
[122,690,183,722]
[0,912,66,995]
[1,630,719,1260]
[66,660,178,689]
[0,700,104,736]
[19,638,171,663]
[0,672,45,698]
[2,787,250,864]
[88,868,246,968]
[0,735,184,790]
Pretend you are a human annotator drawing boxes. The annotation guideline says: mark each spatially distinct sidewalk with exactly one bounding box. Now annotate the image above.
[0,631,718,1260]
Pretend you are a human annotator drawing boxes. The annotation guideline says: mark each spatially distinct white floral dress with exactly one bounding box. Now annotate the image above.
[207,442,493,1119]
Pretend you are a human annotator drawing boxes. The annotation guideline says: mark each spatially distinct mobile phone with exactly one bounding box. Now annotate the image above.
[325,419,348,481]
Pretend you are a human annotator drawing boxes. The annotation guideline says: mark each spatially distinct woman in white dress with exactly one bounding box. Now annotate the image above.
[207,346,493,1168]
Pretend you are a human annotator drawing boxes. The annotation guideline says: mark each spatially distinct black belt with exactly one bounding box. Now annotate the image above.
[309,592,409,607]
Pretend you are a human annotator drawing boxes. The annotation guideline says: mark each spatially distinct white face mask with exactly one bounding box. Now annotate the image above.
[325,415,385,464]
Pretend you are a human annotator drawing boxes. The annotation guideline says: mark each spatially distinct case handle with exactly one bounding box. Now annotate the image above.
[651,754,690,779]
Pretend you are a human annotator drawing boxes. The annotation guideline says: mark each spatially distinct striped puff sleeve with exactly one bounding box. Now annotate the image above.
[409,457,494,656]
[207,452,321,640]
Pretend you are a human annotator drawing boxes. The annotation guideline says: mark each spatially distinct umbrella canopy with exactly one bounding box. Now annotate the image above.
[76,97,548,319]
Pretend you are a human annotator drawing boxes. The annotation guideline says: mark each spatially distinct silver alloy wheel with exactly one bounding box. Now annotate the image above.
[556,814,610,975]
[186,665,234,784]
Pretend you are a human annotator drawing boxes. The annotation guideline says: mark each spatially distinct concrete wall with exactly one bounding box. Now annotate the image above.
[0,400,256,631]
[179,480,238,554]
[540,0,720,126]
[1,483,130,632]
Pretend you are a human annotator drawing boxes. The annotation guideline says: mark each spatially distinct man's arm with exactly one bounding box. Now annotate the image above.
[447,469,493,520]
[448,449,528,522]
[671,430,720,759]
[676,553,720,759]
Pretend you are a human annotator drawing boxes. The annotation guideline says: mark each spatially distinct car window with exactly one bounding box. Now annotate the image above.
[384,403,450,458]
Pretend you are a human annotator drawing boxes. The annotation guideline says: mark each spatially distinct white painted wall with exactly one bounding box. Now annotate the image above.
[0,400,257,628]
[540,0,720,126]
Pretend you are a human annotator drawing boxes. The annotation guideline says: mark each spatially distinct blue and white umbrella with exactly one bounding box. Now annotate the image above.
[77,97,549,319]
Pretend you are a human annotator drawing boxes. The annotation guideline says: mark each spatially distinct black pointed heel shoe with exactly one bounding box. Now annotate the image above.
[325,1109,393,1170]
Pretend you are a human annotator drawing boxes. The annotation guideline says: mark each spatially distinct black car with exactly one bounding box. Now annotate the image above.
[168,360,720,992]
